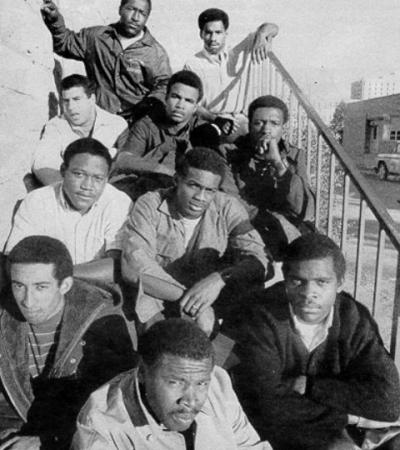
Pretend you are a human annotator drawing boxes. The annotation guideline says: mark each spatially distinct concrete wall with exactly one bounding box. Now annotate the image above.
[0,0,273,248]
[343,94,400,169]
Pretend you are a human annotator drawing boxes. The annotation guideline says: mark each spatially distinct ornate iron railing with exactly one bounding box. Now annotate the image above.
[260,51,400,368]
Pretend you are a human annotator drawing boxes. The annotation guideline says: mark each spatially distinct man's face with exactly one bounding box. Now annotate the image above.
[62,86,96,127]
[11,263,71,325]
[165,83,200,125]
[119,0,150,38]
[249,107,284,145]
[200,20,227,55]
[62,153,109,214]
[174,167,221,219]
[284,257,342,324]
[142,354,213,432]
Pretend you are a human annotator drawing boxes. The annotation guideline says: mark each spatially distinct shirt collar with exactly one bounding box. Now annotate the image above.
[158,188,219,221]
[290,303,334,352]
[200,47,228,64]
[108,24,154,47]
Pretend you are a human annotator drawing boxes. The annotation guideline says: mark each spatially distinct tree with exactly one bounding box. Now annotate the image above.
[330,100,346,144]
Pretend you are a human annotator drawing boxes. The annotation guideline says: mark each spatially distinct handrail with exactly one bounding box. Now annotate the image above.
[268,51,400,250]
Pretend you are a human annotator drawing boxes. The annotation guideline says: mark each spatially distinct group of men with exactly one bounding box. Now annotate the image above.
[0,1,399,449]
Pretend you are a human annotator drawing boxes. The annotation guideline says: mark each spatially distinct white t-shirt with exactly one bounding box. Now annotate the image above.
[117,31,144,50]
[181,216,201,248]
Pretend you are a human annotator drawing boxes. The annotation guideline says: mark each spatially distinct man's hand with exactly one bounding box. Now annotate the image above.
[251,23,279,64]
[257,138,287,176]
[251,34,271,64]
[40,0,60,24]
[180,272,226,318]
[0,435,40,450]
[291,375,307,395]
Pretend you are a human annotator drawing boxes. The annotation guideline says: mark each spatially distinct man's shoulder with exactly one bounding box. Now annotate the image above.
[42,114,71,133]
[23,183,59,204]
[99,183,132,206]
[142,28,168,53]
[66,278,115,310]
[134,189,167,211]
[184,50,209,68]
[96,106,127,128]
[335,291,375,327]
[78,368,137,424]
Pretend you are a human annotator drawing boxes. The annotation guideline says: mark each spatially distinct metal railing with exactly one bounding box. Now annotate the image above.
[261,51,400,367]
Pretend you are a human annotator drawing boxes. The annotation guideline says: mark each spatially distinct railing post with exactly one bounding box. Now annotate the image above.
[391,256,400,369]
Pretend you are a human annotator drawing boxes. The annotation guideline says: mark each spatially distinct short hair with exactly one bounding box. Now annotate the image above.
[167,70,203,102]
[138,318,215,367]
[282,233,346,281]
[190,123,221,151]
[63,138,112,171]
[198,8,229,31]
[120,0,152,13]
[176,147,226,180]
[60,74,95,97]
[248,95,289,123]
[7,236,73,284]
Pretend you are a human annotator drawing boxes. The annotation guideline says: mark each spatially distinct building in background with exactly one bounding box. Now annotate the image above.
[343,94,400,173]
[351,73,400,100]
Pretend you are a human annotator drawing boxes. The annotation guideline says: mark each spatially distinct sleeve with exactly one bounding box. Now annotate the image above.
[308,305,400,422]
[147,44,171,101]
[118,119,149,156]
[122,195,184,289]
[4,194,46,254]
[220,369,273,449]
[103,193,132,252]
[237,302,348,448]
[71,404,120,450]
[31,121,64,173]
[274,170,305,218]
[223,197,271,282]
[45,15,90,61]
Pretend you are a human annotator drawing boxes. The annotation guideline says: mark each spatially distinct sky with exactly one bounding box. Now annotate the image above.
[144,0,400,105]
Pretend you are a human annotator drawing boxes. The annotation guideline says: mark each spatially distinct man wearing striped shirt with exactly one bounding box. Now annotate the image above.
[0,236,137,449]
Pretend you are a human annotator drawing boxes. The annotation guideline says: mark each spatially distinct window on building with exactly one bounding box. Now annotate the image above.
[390,131,396,140]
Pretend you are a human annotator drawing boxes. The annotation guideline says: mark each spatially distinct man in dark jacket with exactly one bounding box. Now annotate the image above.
[41,0,171,123]
[226,95,315,259]
[236,233,400,450]
[0,236,137,449]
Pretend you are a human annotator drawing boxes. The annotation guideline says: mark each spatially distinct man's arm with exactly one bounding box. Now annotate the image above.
[32,121,64,185]
[113,119,173,176]
[122,194,186,301]
[146,45,172,103]
[307,304,400,422]
[73,252,119,284]
[41,0,89,61]
[213,367,273,450]
[180,197,271,317]
[251,22,279,63]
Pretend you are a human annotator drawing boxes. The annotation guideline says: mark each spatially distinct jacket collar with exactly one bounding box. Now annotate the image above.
[107,24,155,47]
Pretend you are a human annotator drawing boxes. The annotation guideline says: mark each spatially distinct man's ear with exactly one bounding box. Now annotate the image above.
[60,276,73,295]
[60,163,66,178]
[89,93,96,105]
[337,277,344,291]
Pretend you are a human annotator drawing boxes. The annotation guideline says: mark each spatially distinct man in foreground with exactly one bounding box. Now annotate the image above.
[0,236,137,449]
[184,8,278,135]
[41,0,171,123]
[72,318,271,449]
[6,138,131,283]
[32,74,127,186]
[121,147,271,331]
[236,233,400,450]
